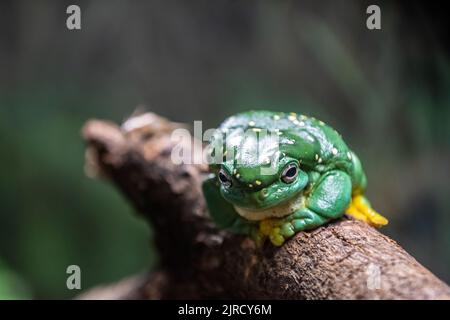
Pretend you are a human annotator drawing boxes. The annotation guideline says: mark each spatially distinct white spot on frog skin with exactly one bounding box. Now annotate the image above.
[233,168,237,174]
[248,121,255,126]
[288,115,296,121]
[277,131,283,135]
[252,128,261,132]
[300,115,307,120]
[318,157,323,163]
[307,136,314,142]
[236,173,240,178]
[332,147,338,155]
[248,184,253,188]
[347,152,352,160]
[255,180,262,186]
[293,119,300,125]
[319,120,325,126]
[298,121,305,126]
[315,154,319,160]
[273,115,280,120]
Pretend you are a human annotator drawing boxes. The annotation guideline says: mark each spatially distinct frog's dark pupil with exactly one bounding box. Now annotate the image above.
[281,164,298,183]
[285,166,297,177]
[219,170,231,185]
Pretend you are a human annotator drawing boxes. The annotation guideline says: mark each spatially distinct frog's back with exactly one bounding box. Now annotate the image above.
[219,110,367,191]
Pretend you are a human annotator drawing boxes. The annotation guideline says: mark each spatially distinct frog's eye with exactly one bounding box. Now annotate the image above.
[218,169,232,188]
[281,163,298,184]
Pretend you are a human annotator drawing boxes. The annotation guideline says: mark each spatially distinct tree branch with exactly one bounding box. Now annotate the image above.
[79,113,450,300]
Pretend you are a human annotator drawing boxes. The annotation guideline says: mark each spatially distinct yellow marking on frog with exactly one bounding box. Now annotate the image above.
[235,173,240,178]
[259,219,285,246]
[252,128,262,132]
[255,180,262,186]
[288,115,296,121]
[259,219,284,246]
[346,194,388,227]
[259,219,276,235]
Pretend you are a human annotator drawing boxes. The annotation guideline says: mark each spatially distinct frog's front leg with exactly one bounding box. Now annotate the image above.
[202,176,258,236]
[270,170,352,246]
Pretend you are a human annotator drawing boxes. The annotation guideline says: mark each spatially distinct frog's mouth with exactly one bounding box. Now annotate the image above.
[233,194,305,221]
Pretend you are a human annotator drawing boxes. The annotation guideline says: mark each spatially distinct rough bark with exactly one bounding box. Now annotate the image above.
[79,112,450,300]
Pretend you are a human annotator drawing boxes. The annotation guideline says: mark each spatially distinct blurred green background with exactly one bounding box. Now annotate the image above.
[0,0,449,299]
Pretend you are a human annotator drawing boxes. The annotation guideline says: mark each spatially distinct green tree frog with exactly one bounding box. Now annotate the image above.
[202,110,388,246]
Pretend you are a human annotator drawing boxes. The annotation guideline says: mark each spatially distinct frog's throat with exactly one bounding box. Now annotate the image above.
[233,194,305,221]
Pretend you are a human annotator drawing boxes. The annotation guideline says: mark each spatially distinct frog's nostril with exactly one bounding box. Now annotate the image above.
[259,188,269,200]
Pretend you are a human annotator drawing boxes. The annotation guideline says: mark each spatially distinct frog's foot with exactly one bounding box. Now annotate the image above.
[258,219,289,246]
[258,211,326,246]
[346,194,388,227]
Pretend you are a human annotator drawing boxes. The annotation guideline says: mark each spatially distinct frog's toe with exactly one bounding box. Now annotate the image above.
[269,229,285,246]
[346,205,369,223]
[269,234,285,247]
[291,218,308,231]
[368,214,388,227]
[259,219,275,236]
[346,195,388,227]
[280,222,295,237]
[259,219,293,246]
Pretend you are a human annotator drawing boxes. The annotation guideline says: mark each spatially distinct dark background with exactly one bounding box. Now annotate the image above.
[0,0,449,299]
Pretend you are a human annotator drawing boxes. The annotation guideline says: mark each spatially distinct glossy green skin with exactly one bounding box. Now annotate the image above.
[202,110,367,245]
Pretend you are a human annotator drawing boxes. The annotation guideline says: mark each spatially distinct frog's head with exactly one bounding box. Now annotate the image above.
[214,130,309,221]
